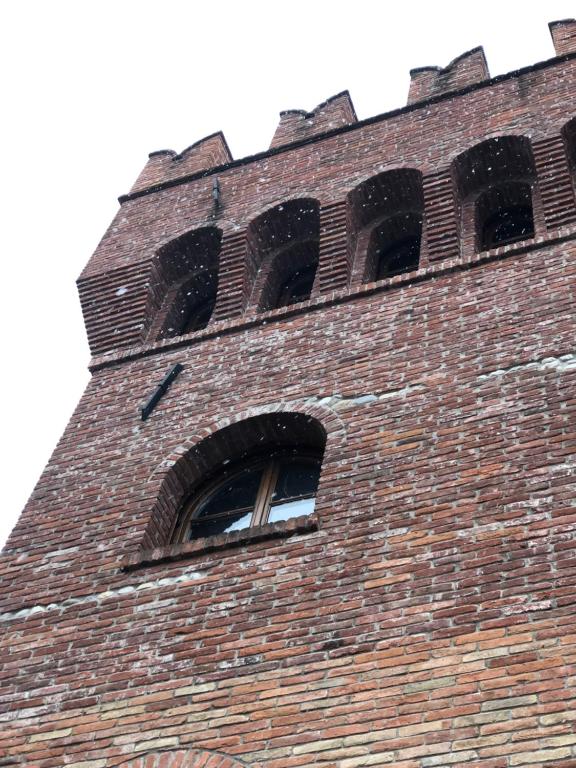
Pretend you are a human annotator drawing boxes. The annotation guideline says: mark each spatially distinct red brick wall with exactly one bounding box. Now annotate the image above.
[78,55,576,358]
[2,48,576,768]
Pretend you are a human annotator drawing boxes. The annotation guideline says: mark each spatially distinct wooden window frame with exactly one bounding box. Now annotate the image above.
[172,451,321,543]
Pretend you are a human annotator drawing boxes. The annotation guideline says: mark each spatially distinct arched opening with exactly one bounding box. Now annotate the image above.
[453,136,537,252]
[245,199,320,311]
[148,226,221,340]
[347,169,424,284]
[168,412,327,543]
[369,212,423,279]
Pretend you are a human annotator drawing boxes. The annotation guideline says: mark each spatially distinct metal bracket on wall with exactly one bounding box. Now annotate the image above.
[141,363,184,421]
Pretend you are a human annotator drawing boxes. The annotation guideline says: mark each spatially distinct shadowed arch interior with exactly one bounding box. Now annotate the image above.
[147,226,222,339]
[347,168,424,283]
[244,199,321,310]
[452,136,537,250]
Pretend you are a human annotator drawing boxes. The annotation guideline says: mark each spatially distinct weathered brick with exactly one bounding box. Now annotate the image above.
[2,22,576,768]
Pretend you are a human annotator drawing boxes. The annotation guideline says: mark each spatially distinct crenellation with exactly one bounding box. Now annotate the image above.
[549,18,576,56]
[407,47,490,105]
[130,131,233,194]
[270,91,357,149]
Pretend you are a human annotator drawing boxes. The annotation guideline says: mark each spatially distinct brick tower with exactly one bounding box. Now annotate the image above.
[2,20,576,768]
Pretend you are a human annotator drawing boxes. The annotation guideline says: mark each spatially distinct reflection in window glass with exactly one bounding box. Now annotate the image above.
[272,461,320,502]
[191,510,252,540]
[268,497,316,524]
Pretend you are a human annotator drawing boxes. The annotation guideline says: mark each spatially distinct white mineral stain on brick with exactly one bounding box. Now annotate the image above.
[478,352,576,380]
[502,598,553,615]
[1,567,204,623]
[313,383,425,409]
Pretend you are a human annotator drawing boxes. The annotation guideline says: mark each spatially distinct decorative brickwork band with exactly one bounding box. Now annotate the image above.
[421,170,460,262]
[314,200,349,294]
[117,749,250,768]
[77,261,152,355]
[532,135,576,230]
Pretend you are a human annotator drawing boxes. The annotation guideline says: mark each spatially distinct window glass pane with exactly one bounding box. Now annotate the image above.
[268,497,316,524]
[190,511,252,539]
[272,460,320,503]
[196,466,263,519]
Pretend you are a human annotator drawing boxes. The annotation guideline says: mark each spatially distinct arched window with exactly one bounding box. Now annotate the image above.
[245,199,320,312]
[147,227,221,341]
[164,412,327,545]
[453,136,537,253]
[174,450,322,541]
[169,270,218,336]
[347,169,424,285]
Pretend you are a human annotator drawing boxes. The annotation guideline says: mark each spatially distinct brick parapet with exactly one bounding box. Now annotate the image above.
[75,54,576,356]
[407,46,490,104]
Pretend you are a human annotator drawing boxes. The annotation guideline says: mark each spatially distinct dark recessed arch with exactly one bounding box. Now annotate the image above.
[452,136,537,251]
[562,117,576,191]
[347,168,424,283]
[244,198,321,311]
[147,226,222,340]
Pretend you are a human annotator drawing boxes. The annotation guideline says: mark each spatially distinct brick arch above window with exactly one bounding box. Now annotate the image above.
[116,748,251,768]
[140,401,346,552]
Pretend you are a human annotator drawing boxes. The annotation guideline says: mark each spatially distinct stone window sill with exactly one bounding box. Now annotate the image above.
[121,513,320,571]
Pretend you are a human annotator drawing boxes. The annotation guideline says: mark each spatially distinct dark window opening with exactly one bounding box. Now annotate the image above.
[180,295,217,334]
[151,226,221,342]
[453,138,537,254]
[376,234,421,280]
[162,269,217,338]
[247,199,320,313]
[260,239,319,312]
[275,264,317,308]
[481,206,534,249]
[476,182,534,251]
[347,169,424,286]
[179,453,322,541]
[366,213,422,282]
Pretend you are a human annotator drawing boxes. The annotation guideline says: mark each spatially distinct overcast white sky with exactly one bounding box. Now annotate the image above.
[1,1,574,549]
